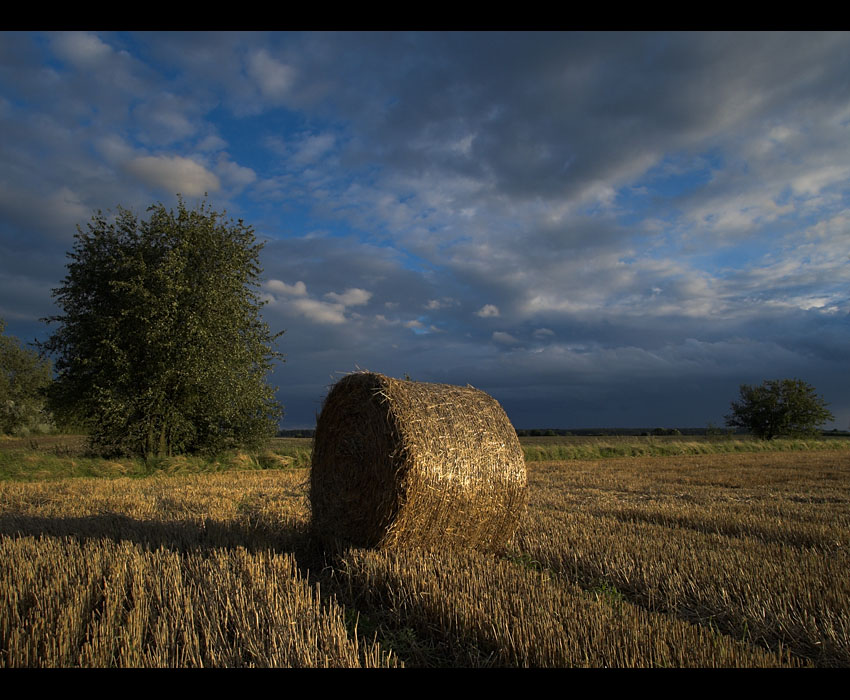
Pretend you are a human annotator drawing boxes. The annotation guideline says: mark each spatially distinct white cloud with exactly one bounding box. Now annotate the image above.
[152,110,193,140]
[51,32,113,67]
[476,304,500,318]
[291,297,346,324]
[133,93,198,145]
[767,125,795,143]
[425,297,457,310]
[784,295,839,311]
[266,279,307,296]
[791,165,850,197]
[94,134,135,164]
[216,157,257,191]
[325,287,372,307]
[247,49,296,103]
[451,133,476,156]
[684,190,796,235]
[123,155,220,196]
[523,295,596,315]
[265,282,371,325]
[533,328,555,339]
[492,331,519,345]
[291,133,336,167]
[196,134,228,152]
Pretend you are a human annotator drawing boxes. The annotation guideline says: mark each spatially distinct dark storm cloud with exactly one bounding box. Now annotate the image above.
[296,32,850,201]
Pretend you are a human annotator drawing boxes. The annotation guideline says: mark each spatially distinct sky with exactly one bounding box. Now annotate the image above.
[1,31,848,430]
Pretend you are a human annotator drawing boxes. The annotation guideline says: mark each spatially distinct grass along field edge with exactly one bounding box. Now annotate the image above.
[0,434,848,481]
[520,436,850,461]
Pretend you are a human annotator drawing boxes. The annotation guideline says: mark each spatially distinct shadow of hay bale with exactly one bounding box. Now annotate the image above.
[310,372,527,552]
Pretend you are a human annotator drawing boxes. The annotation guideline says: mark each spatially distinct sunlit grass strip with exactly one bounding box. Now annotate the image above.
[0,470,313,553]
[521,438,850,462]
[0,445,311,482]
[4,436,848,481]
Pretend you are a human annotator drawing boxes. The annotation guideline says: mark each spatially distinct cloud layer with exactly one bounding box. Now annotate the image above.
[1,31,848,429]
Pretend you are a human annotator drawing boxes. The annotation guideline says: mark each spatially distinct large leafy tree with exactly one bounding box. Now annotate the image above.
[0,319,52,435]
[41,198,283,456]
[725,378,834,440]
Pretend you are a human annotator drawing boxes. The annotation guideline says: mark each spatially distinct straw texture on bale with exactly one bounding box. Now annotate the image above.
[310,372,527,551]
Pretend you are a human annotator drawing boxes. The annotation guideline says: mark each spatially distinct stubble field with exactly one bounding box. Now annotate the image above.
[1,439,848,667]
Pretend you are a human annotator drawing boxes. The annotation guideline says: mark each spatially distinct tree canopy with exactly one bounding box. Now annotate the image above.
[0,318,52,435]
[41,198,283,456]
[724,378,834,440]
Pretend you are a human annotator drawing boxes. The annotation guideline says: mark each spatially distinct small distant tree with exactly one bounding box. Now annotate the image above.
[725,378,833,440]
[40,198,284,456]
[0,319,52,435]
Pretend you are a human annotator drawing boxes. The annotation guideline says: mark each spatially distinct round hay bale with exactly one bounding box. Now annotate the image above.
[310,372,527,552]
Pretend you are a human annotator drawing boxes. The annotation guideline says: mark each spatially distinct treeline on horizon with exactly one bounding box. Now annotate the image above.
[276,427,850,439]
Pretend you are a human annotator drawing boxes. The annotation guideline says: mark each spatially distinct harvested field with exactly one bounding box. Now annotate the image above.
[1,448,848,667]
